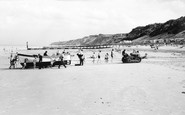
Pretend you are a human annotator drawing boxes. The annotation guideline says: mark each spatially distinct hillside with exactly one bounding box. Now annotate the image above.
[51,16,185,46]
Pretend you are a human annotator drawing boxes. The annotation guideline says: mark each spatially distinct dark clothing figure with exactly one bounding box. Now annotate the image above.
[9,53,18,69]
[122,49,128,57]
[58,54,66,68]
[38,54,43,69]
[77,53,84,66]
[43,51,48,56]
[111,49,114,58]
[9,58,16,69]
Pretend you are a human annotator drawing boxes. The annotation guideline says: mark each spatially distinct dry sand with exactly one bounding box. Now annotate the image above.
[0,45,185,115]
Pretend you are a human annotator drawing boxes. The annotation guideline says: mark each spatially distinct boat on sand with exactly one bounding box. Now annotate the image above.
[17,53,71,69]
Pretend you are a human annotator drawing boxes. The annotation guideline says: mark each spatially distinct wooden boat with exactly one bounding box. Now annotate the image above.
[17,53,71,69]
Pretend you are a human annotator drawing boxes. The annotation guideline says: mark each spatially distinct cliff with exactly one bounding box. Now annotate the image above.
[51,16,185,46]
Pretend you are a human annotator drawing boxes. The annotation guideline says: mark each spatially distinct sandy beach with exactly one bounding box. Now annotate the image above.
[0,45,185,115]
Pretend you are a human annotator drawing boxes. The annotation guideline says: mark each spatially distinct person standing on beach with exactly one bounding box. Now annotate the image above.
[122,49,126,56]
[33,56,37,69]
[110,49,114,62]
[105,53,109,63]
[77,49,84,66]
[58,52,66,68]
[92,52,96,63]
[97,50,101,63]
[9,56,15,69]
[38,54,43,69]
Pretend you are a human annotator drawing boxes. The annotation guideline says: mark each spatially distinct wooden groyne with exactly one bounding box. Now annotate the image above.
[27,45,115,50]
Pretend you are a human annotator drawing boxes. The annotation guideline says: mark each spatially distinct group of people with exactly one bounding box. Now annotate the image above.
[9,50,68,69]
[9,48,146,69]
[121,49,147,59]
[38,51,67,69]
[90,49,115,64]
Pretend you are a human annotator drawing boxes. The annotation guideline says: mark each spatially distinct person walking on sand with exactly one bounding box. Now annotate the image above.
[58,52,66,69]
[97,50,101,63]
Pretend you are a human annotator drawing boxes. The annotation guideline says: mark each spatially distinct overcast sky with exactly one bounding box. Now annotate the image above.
[0,0,185,46]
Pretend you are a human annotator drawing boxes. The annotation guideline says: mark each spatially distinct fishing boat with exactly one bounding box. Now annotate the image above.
[17,53,71,69]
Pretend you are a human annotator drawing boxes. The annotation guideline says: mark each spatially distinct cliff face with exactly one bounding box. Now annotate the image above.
[51,16,185,46]
[127,16,185,40]
[51,34,127,46]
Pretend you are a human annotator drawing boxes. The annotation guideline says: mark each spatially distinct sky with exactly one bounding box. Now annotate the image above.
[0,0,185,46]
